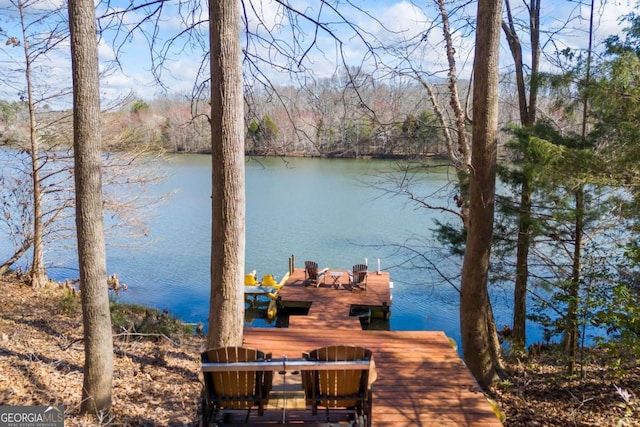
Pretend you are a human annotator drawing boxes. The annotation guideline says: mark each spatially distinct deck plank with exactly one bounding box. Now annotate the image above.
[277,268,391,303]
[233,268,502,426]
[275,268,391,329]
[242,328,503,426]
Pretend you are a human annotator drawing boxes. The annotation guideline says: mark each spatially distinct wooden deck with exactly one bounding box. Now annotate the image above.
[242,329,502,426]
[275,268,392,329]
[234,267,503,426]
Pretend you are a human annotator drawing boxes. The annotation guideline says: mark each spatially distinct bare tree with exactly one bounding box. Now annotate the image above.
[1,0,162,284]
[68,0,113,415]
[0,150,76,276]
[17,0,44,288]
[1,0,69,287]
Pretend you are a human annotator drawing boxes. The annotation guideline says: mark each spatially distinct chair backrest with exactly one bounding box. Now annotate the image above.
[261,274,278,287]
[244,273,258,286]
[302,345,372,409]
[305,260,319,280]
[201,346,272,412]
[352,264,368,284]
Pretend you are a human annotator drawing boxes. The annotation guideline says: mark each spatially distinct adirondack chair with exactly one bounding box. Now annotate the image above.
[304,260,324,287]
[349,264,368,291]
[244,271,258,286]
[302,345,374,427]
[261,274,283,290]
[201,346,273,426]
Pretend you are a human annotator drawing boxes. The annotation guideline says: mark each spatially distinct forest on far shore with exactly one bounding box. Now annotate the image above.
[0,73,521,160]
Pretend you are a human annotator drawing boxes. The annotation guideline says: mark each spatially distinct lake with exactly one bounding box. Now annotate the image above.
[0,153,544,348]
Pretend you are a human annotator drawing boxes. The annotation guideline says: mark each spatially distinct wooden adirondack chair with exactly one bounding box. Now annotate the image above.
[349,264,368,291]
[304,260,322,287]
[201,346,273,426]
[302,345,374,427]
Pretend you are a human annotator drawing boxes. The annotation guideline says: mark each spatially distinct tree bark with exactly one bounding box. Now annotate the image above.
[414,1,472,227]
[0,239,31,277]
[17,0,46,288]
[512,179,531,350]
[460,0,503,389]
[502,0,541,351]
[68,0,114,415]
[435,0,471,170]
[564,187,584,375]
[207,0,246,348]
[563,0,593,375]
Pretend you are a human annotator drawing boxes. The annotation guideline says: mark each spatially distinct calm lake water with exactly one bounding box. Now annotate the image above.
[0,153,545,348]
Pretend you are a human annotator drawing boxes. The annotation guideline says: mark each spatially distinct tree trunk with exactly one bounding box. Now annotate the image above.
[460,0,503,389]
[435,0,470,169]
[415,1,472,226]
[564,0,593,375]
[207,0,246,348]
[564,187,584,375]
[502,0,541,351]
[512,179,531,351]
[68,0,113,416]
[0,239,31,277]
[17,0,46,288]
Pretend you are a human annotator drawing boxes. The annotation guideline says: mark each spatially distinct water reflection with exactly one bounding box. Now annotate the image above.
[0,152,538,349]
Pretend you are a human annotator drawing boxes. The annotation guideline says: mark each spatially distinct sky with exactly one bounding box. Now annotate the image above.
[0,0,636,109]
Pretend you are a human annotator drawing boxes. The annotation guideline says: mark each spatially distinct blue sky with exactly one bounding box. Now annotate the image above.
[0,0,635,108]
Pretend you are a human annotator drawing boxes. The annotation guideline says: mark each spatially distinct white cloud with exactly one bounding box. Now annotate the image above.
[368,1,431,44]
[244,0,291,38]
[249,1,437,81]
[535,0,634,54]
[159,57,201,91]
[98,39,116,62]
[100,59,196,103]
[0,0,65,17]
[591,1,635,45]
[1,0,636,106]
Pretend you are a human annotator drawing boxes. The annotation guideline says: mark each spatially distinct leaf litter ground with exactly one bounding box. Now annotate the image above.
[0,275,638,426]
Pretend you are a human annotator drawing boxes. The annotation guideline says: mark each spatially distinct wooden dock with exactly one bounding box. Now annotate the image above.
[275,268,392,329]
[237,267,503,426]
